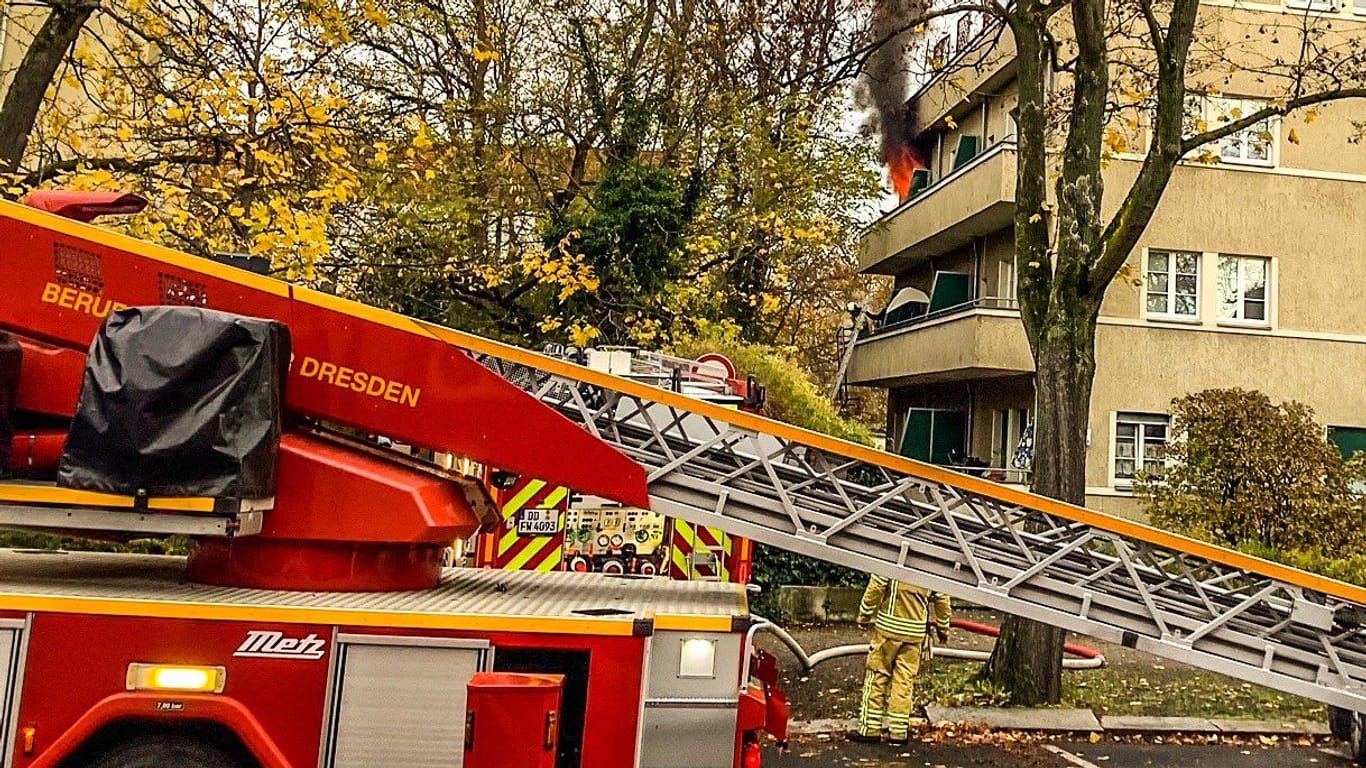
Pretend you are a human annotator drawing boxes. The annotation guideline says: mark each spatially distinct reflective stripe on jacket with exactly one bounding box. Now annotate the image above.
[857,575,952,642]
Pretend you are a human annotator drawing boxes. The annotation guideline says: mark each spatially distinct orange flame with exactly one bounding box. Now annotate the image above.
[886,142,927,201]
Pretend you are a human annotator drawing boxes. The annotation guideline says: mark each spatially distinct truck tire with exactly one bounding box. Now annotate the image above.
[1350,711,1366,765]
[1332,706,1354,741]
[84,735,247,768]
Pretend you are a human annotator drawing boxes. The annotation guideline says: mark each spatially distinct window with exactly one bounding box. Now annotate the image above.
[991,408,1030,468]
[1217,255,1270,324]
[1209,97,1276,166]
[1114,413,1169,485]
[1183,96,1277,166]
[956,15,974,52]
[1356,0,1366,14]
[1145,250,1200,319]
[997,258,1017,301]
[1286,0,1335,10]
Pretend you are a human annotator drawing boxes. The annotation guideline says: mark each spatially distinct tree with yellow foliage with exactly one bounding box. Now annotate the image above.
[4,0,360,279]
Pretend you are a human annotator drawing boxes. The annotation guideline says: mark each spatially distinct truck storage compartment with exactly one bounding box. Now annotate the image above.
[464,672,564,768]
[57,307,289,498]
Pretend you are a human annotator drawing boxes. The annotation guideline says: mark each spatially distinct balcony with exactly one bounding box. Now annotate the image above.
[847,298,1033,386]
[859,142,1017,276]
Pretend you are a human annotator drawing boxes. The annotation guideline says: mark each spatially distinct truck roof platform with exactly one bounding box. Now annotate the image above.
[0,549,749,636]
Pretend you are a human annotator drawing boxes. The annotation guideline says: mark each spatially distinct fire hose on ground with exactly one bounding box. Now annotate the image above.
[752,616,1106,673]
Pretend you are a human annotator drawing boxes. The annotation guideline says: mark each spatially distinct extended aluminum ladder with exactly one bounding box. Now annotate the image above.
[440,328,1366,714]
[11,199,1362,714]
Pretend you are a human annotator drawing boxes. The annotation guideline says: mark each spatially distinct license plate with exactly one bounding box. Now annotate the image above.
[516,507,561,535]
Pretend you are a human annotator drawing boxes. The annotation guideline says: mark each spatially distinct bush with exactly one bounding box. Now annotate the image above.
[0,532,191,555]
[1138,388,1366,557]
[1237,542,1366,587]
[672,336,875,445]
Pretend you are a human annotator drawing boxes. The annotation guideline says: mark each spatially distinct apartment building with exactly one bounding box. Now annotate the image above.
[848,2,1366,517]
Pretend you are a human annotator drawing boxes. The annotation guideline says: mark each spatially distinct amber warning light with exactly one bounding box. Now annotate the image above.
[126,663,226,693]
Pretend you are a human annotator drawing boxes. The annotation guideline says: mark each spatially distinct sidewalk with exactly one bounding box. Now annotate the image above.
[788,707,1331,737]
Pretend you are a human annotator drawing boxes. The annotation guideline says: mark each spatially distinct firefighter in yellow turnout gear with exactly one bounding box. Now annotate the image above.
[851,575,952,744]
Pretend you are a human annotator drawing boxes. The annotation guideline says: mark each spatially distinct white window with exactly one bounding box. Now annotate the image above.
[996,257,1017,302]
[1287,0,1335,11]
[1217,255,1270,324]
[1356,0,1366,15]
[1208,97,1277,166]
[1114,413,1169,485]
[990,407,1030,469]
[1144,250,1200,320]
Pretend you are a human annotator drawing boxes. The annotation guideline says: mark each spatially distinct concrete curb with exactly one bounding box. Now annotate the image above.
[789,709,1331,737]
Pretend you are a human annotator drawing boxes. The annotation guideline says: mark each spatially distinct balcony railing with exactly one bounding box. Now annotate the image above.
[952,464,1031,486]
[866,296,1019,340]
[847,295,1031,385]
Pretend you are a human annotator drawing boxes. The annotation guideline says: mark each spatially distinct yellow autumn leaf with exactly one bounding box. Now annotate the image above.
[412,123,433,151]
[361,0,390,26]
[568,323,600,347]
[1287,128,1300,144]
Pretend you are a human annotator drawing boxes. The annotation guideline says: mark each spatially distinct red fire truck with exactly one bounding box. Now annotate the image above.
[0,193,787,768]
[7,192,1366,767]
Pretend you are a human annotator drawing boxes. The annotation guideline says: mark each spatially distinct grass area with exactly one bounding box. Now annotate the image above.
[759,617,1326,723]
[914,655,1323,720]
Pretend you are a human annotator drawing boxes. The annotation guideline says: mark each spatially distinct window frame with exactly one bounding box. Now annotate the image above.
[1215,254,1273,328]
[1142,249,1202,323]
[1182,96,1279,168]
[1208,97,1279,168]
[1286,0,1337,11]
[1111,412,1170,489]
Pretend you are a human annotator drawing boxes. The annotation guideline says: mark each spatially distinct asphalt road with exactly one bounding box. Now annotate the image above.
[763,735,1354,768]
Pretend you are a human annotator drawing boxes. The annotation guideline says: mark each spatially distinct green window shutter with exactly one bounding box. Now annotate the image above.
[1329,427,1366,460]
[900,409,968,465]
[953,136,980,169]
[909,169,931,198]
[930,410,967,465]
[928,272,972,313]
[900,409,934,461]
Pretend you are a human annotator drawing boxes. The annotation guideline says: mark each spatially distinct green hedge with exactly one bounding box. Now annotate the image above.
[672,337,875,445]
[1237,542,1366,587]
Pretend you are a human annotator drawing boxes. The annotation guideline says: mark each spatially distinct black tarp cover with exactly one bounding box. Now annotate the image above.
[0,334,19,475]
[58,307,289,498]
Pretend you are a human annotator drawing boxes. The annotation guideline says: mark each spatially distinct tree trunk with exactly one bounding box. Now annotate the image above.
[980,307,1098,704]
[0,0,99,173]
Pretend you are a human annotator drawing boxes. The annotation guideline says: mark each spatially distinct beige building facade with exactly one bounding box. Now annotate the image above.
[848,1,1366,517]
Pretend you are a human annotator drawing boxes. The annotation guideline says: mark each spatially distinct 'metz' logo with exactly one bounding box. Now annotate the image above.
[234,630,327,660]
